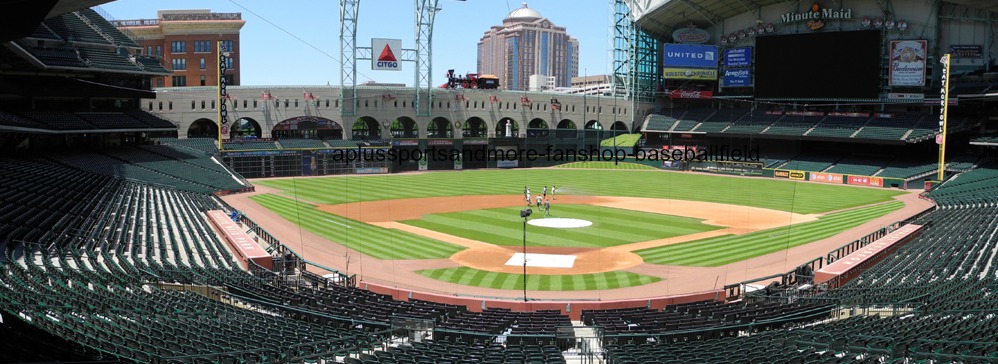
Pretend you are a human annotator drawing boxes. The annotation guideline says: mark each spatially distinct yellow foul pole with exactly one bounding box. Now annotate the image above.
[937,54,951,182]
[217,40,224,152]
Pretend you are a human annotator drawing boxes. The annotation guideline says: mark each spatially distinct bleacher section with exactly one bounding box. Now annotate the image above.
[721,112,781,134]
[673,108,715,132]
[155,137,220,155]
[764,115,823,136]
[643,114,679,132]
[224,140,279,150]
[278,138,328,149]
[77,8,141,47]
[1,110,174,131]
[825,154,886,176]
[778,153,841,172]
[692,108,748,132]
[804,115,867,138]
[76,47,143,72]
[876,158,938,180]
[854,113,922,141]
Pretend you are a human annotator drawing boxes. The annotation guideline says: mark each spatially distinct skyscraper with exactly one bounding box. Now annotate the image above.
[477,3,579,91]
[113,10,244,88]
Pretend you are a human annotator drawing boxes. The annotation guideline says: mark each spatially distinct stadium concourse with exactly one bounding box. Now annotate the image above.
[0,1,997,364]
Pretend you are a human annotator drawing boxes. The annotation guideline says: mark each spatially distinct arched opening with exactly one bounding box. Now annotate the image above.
[584,120,603,142]
[230,117,262,139]
[496,117,519,138]
[555,119,577,138]
[187,118,217,138]
[526,118,548,138]
[272,116,342,140]
[352,116,381,140]
[427,117,453,138]
[463,117,487,138]
[392,117,418,138]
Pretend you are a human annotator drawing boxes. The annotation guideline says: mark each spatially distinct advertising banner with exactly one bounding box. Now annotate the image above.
[724,47,752,67]
[847,175,883,187]
[664,68,718,80]
[889,40,927,86]
[668,90,713,99]
[672,27,711,44]
[948,45,983,58]
[774,170,791,179]
[372,38,402,71]
[775,170,806,180]
[810,172,844,184]
[663,44,719,68]
[721,69,752,87]
[790,170,806,180]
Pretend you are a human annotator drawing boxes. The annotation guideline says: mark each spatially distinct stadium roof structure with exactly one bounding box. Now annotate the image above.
[0,0,112,42]
[631,0,998,38]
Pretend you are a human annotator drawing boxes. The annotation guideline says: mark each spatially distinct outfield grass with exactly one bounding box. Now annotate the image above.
[417,267,661,291]
[553,161,658,170]
[635,201,905,267]
[400,204,720,248]
[253,169,903,214]
[250,194,465,259]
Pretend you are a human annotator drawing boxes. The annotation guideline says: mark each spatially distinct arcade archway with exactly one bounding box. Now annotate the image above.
[391,117,418,138]
[230,117,262,139]
[352,116,381,140]
[272,116,343,140]
[187,118,217,138]
[496,117,519,138]
[462,117,488,138]
[527,118,549,138]
[428,117,453,138]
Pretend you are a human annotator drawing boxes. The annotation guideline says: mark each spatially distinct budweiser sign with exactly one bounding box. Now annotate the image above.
[669,90,714,99]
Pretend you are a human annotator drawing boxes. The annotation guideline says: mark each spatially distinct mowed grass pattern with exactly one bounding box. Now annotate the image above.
[253,169,903,214]
[401,204,720,248]
[417,267,661,291]
[636,201,905,267]
[250,194,465,260]
[554,161,658,170]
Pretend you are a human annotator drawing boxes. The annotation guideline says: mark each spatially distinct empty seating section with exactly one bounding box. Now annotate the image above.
[278,138,328,149]
[125,109,177,128]
[722,112,781,134]
[780,153,840,172]
[876,158,937,179]
[434,308,572,343]
[76,47,142,71]
[371,342,566,364]
[135,56,171,73]
[155,137,220,155]
[693,108,747,132]
[76,112,149,129]
[43,13,109,44]
[643,114,678,131]
[906,116,939,142]
[77,9,141,47]
[26,47,87,67]
[0,110,174,131]
[825,154,886,176]
[764,115,823,136]
[49,151,215,193]
[0,111,47,129]
[806,116,867,138]
[224,140,278,150]
[29,23,62,40]
[673,108,714,132]
[15,110,94,130]
[928,164,998,204]
[854,113,921,140]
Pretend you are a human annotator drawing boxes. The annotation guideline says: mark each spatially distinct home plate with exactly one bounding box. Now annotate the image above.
[505,253,577,268]
[528,218,593,228]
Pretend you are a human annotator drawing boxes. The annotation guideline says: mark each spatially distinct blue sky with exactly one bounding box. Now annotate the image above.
[99,0,614,87]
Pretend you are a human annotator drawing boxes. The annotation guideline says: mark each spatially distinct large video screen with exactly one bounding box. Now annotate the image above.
[755,30,882,99]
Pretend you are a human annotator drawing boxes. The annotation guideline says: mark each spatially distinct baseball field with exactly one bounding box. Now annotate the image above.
[240,163,910,292]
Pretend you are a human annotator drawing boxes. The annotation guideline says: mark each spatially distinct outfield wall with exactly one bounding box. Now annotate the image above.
[360,281,722,321]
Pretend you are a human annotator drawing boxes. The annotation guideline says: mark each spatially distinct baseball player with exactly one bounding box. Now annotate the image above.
[525,187,531,206]
[542,186,548,199]
[536,194,543,209]
[544,199,551,216]
[551,185,556,200]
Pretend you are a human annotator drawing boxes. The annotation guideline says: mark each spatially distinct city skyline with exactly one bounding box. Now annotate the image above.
[100,0,613,88]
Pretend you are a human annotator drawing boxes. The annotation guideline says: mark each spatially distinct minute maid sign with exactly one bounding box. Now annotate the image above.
[781,2,852,31]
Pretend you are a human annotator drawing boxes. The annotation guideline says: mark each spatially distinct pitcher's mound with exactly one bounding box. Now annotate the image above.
[528,218,593,228]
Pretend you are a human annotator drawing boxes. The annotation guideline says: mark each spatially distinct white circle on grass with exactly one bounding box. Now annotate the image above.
[528,218,593,228]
